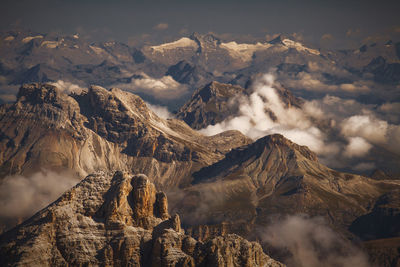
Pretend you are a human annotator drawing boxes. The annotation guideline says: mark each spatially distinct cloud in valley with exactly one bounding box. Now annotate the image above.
[50,80,86,94]
[113,73,188,99]
[0,170,79,232]
[199,74,400,171]
[259,215,371,267]
[145,101,175,119]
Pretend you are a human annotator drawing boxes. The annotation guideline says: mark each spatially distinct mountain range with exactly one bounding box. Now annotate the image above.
[1,30,399,107]
[1,30,400,266]
[0,82,399,266]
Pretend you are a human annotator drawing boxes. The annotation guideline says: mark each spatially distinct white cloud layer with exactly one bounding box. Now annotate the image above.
[113,73,188,99]
[199,74,400,170]
[50,80,85,94]
[259,215,371,267]
[145,102,174,119]
[0,170,79,232]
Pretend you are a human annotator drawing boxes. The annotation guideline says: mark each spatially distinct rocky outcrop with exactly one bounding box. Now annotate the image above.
[0,83,251,187]
[0,171,284,267]
[176,81,245,129]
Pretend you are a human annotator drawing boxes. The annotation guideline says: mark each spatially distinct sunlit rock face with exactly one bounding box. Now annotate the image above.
[0,171,284,267]
[0,83,251,187]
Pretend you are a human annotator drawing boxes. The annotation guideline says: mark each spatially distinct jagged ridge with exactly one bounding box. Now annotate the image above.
[0,171,284,267]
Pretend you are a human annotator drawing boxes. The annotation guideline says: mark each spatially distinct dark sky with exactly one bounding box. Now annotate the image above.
[1,0,400,48]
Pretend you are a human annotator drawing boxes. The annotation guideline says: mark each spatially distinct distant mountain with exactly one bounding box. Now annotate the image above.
[2,30,399,106]
[176,81,302,130]
[176,81,247,129]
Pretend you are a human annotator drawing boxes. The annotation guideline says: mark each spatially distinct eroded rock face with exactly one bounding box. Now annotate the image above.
[0,171,284,267]
[0,83,251,187]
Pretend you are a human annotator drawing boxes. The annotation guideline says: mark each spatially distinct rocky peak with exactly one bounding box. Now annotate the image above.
[268,35,285,45]
[192,134,318,184]
[190,32,221,55]
[176,80,303,130]
[98,172,168,229]
[200,81,245,101]
[16,82,58,103]
[0,82,252,187]
[0,171,284,267]
[190,32,221,45]
[15,83,80,113]
[256,134,318,161]
[176,82,245,129]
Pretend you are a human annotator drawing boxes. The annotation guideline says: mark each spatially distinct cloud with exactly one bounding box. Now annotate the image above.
[199,74,338,156]
[344,137,372,157]
[259,215,371,267]
[321,33,334,42]
[0,93,16,103]
[198,74,400,171]
[50,80,85,94]
[0,170,79,232]
[154,23,169,30]
[113,73,188,99]
[281,70,370,93]
[145,102,174,119]
[353,162,376,172]
[340,115,388,144]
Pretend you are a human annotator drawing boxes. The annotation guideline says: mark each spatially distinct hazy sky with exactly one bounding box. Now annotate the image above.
[1,0,400,48]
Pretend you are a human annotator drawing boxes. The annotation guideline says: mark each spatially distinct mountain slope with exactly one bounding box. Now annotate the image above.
[0,171,284,266]
[170,134,400,237]
[0,83,251,187]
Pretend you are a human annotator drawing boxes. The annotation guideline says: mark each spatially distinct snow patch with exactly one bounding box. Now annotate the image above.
[89,45,107,55]
[41,40,63,49]
[282,39,320,55]
[21,35,43,43]
[150,37,198,53]
[4,36,15,41]
[220,41,272,61]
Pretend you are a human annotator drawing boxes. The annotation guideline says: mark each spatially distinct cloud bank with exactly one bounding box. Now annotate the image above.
[0,170,79,232]
[50,80,86,94]
[259,215,371,267]
[113,73,188,99]
[199,74,400,171]
[145,101,175,119]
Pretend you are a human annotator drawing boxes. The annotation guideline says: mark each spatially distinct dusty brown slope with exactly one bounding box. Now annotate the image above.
[170,134,400,239]
[0,171,284,267]
[0,83,251,187]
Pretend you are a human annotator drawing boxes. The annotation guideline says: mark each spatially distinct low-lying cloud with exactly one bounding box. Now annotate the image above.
[145,101,175,119]
[259,215,371,267]
[199,74,400,172]
[0,170,79,232]
[50,80,86,94]
[113,73,188,99]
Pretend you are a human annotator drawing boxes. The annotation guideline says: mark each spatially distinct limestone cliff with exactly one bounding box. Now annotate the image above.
[0,83,251,187]
[0,171,284,267]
